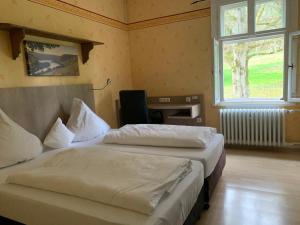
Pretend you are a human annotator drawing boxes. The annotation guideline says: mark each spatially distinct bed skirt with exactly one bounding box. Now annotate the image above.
[0,216,23,225]
[183,185,205,225]
[204,148,226,204]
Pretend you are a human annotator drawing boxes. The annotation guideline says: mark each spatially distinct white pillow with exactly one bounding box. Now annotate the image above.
[0,108,43,168]
[44,118,75,149]
[67,98,110,142]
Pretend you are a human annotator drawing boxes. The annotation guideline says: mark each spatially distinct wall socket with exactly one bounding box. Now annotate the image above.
[159,97,171,103]
[186,97,191,103]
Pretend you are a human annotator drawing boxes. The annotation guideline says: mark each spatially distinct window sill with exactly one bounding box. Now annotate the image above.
[214,100,295,108]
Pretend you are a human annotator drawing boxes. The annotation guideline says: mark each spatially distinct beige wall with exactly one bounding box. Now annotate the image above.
[63,0,128,23]
[128,1,219,129]
[127,0,210,23]
[129,18,219,128]
[0,0,133,128]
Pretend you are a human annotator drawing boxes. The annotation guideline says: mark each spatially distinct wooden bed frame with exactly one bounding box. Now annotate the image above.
[0,84,225,225]
[204,148,226,208]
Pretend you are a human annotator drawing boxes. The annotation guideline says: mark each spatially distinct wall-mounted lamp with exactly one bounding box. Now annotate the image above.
[91,78,112,91]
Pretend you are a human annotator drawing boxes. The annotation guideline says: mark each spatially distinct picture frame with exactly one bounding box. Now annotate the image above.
[24,40,80,76]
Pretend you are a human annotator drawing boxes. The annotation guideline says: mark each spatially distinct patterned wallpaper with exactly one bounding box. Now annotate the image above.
[62,0,128,23]
[0,0,133,128]
[129,18,219,128]
[129,1,219,129]
[127,0,210,23]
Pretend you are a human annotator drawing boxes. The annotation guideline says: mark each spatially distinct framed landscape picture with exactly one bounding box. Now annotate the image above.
[24,41,80,76]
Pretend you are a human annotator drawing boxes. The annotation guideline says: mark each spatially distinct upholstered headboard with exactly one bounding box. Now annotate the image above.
[0,84,94,140]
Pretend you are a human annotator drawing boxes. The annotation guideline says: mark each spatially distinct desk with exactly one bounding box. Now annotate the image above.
[148,102,203,126]
[116,94,205,127]
[148,104,201,119]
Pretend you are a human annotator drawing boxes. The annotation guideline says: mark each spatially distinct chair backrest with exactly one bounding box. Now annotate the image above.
[119,90,150,125]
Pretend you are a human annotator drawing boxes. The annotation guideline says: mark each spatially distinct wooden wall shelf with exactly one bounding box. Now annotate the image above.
[0,23,104,64]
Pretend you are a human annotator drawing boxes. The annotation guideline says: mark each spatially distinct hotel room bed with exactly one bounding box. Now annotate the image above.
[0,148,205,225]
[70,133,225,204]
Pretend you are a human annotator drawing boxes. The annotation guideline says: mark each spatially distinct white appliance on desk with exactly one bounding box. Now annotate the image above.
[148,101,203,126]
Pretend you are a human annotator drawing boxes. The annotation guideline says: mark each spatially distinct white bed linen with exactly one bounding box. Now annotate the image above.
[103,124,216,148]
[67,98,110,142]
[0,149,204,225]
[99,134,224,178]
[44,117,75,149]
[70,133,224,178]
[0,108,43,168]
[61,132,223,178]
[69,134,105,148]
[7,148,192,215]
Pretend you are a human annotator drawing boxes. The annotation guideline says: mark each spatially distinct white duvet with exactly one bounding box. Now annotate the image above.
[6,147,191,215]
[103,124,217,148]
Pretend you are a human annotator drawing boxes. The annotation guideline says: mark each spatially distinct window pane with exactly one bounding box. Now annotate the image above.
[223,36,284,100]
[221,2,248,37]
[255,0,286,32]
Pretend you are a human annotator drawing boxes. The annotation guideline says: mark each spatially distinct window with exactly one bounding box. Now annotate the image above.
[212,0,292,103]
[223,35,284,100]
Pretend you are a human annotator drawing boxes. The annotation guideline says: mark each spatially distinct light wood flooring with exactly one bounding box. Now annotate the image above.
[197,149,300,225]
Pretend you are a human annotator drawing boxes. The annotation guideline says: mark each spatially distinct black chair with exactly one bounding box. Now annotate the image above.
[119,90,164,126]
[119,90,150,125]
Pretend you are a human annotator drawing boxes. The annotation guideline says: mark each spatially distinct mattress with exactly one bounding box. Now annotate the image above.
[0,148,204,225]
[95,134,224,178]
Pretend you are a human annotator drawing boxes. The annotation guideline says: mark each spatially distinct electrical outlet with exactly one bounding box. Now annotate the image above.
[196,118,202,123]
[186,97,191,103]
[159,97,171,103]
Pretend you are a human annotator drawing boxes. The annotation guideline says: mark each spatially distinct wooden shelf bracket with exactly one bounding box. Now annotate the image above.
[9,28,25,60]
[81,42,94,64]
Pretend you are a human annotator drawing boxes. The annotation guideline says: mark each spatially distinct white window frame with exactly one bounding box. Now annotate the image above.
[211,0,297,105]
[288,31,300,102]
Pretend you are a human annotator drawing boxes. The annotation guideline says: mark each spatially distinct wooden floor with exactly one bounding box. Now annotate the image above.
[197,149,300,225]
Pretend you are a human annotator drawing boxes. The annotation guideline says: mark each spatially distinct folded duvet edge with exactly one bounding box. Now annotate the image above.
[5,148,193,215]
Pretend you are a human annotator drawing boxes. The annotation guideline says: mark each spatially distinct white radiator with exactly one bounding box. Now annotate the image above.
[220,109,285,147]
